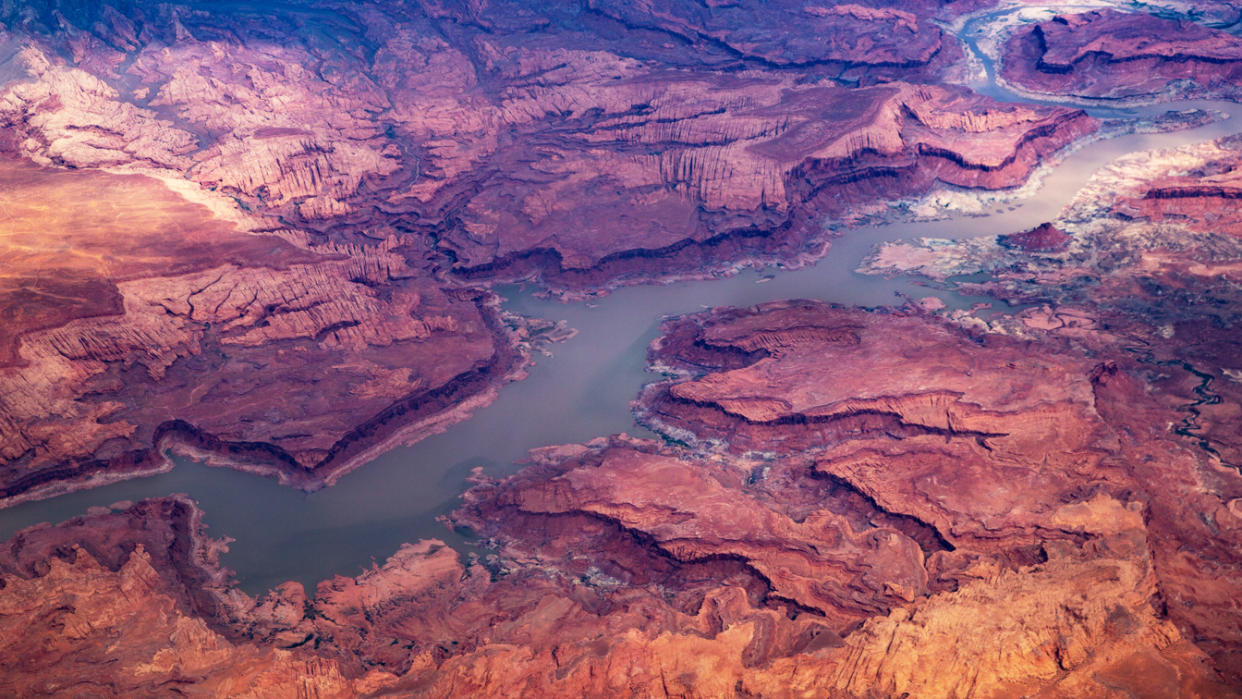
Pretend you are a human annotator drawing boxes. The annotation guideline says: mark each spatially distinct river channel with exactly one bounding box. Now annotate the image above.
[2,7,1241,596]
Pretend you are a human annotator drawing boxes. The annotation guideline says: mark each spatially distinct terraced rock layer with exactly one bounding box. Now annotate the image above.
[0,0,1096,295]
[1001,9,1242,100]
[8,1,1238,696]
[858,130,1242,684]
[0,158,532,507]
[4,293,1241,694]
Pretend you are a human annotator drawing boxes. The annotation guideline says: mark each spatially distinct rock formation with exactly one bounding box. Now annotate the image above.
[1001,9,1242,101]
[0,155,542,507]
[0,0,1097,296]
[998,221,1071,252]
[858,128,1242,684]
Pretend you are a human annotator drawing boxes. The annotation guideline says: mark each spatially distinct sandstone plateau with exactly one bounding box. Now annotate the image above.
[0,155,541,507]
[6,0,1242,697]
[859,130,1242,688]
[1001,9,1242,101]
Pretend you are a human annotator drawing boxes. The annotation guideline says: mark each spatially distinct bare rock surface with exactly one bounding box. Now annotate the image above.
[0,155,529,507]
[0,0,1098,501]
[857,129,1242,684]
[1001,9,1242,101]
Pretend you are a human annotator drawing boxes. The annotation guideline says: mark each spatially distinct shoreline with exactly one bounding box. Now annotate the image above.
[0,97,1192,513]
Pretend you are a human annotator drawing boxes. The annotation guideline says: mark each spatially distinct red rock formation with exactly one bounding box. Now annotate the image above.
[638,299,1242,686]
[4,261,1242,694]
[0,157,315,366]
[0,155,538,508]
[1,446,1235,696]
[1001,10,1242,100]
[586,0,962,79]
[0,0,1097,299]
[0,497,395,696]
[1124,140,1242,240]
[998,221,1071,252]
[7,297,1242,694]
[10,2,1238,695]
[638,300,1102,461]
[441,80,1094,293]
[855,132,1242,684]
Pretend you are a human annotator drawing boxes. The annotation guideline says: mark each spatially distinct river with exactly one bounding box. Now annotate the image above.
[2,6,1240,596]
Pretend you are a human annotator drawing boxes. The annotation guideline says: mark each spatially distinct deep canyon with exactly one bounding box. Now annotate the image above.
[5,0,1242,696]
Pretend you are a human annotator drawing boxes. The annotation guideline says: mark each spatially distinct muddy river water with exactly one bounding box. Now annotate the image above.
[3,9,1241,596]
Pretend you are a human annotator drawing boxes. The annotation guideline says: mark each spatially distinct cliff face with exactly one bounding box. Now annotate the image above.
[585,0,961,76]
[0,154,532,507]
[9,279,1242,695]
[6,263,1242,694]
[0,497,395,696]
[440,79,1093,289]
[0,0,1096,294]
[1000,9,1242,100]
[638,301,1101,462]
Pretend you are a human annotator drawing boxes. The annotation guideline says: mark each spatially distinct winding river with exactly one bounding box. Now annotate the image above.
[3,7,1241,596]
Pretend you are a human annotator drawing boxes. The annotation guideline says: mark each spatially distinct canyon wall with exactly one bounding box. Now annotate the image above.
[1001,9,1242,100]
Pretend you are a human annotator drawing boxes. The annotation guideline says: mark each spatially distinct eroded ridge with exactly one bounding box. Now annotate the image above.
[7,1,1242,695]
[0,159,544,507]
[0,1,1097,296]
[860,130,1242,684]
[1000,9,1242,101]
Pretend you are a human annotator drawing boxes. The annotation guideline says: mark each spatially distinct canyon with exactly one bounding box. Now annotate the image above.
[0,0,1097,506]
[5,0,1242,697]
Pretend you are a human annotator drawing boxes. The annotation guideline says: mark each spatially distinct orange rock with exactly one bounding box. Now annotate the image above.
[2,487,1233,697]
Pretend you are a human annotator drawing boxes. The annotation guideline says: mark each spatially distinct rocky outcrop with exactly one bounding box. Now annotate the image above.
[0,1,1097,298]
[4,272,1242,695]
[0,0,1111,518]
[0,0,1099,505]
[638,299,1242,686]
[441,80,1094,292]
[1000,10,1242,100]
[857,130,1242,684]
[0,496,393,696]
[998,221,1071,252]
[0,156,539,507]
[638,301,1101,462]
[8,2,1236,695]
[1,445,1234,695]
[585,0,962,78]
